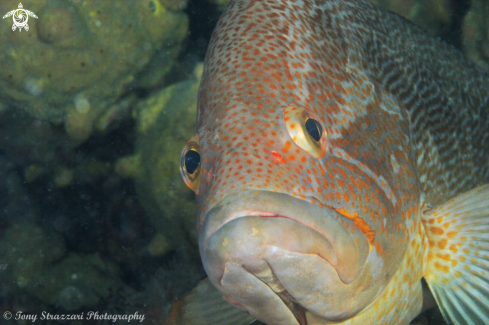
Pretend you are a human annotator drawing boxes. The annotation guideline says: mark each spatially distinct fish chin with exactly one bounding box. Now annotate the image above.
[199,191,372,322]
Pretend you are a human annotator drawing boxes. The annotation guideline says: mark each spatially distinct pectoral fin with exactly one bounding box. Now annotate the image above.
[423,184,489,324]
[166,277,256,325]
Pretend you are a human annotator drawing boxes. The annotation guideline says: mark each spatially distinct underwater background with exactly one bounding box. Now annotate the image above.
[0,0,486,324]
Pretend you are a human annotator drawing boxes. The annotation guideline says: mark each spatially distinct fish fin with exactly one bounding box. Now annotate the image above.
[423,184,489,325]
[167,277,256,325]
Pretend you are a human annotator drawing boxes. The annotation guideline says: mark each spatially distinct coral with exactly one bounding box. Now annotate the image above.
[0,223,66,293]
[0,223,119,311]
[462,0,489,70]
[0,0,188,180]
[161,0,189,11]
[409,0,452,36]
[32,253,120,311]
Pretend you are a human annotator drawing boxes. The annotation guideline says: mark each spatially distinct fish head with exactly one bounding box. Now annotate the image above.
[180,0,421,323]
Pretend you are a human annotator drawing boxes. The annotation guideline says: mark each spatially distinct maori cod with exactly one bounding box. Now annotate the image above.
[177,0,489,324]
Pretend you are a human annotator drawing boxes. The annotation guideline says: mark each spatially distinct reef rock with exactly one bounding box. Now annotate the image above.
[0,0,188,175]
[116,65,203,258]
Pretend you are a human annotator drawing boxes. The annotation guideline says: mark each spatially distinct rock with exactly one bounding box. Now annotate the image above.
[117,64,204,257]
[0,0,189,179]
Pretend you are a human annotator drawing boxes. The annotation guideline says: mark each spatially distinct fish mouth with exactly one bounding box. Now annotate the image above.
[199,190,371,323]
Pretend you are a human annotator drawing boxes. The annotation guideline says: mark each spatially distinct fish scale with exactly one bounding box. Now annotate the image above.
[346,2,489,205]
[177,1,489,324]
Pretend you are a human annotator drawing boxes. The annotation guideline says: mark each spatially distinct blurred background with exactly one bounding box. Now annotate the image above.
[0,0,486,323]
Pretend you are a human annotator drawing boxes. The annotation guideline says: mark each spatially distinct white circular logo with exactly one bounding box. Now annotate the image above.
[2,3,38,32]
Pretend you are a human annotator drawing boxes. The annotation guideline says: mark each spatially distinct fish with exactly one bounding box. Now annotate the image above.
[176,0,489,324]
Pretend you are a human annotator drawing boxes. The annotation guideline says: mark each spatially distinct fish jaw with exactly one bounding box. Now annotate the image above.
[199,190,380,322]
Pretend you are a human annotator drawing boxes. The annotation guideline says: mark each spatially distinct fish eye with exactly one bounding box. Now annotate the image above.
[180,134,201,194]
[305,118,322,142]
[283,105,327,159]
[184,150,200,174]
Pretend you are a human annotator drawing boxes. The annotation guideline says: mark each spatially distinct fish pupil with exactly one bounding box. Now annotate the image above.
[305,118,322,142]
[185,150,201,174]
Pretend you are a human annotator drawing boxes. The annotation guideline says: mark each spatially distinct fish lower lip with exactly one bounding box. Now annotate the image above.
[200,190,370,285]
[199,191,371,321]
[206,215,335,324]
[203,214,360,322]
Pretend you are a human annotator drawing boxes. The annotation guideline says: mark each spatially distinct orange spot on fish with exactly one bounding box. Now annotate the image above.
[431,227,444,235]
[282,141,292,153]
[449,244,458,253]
[436,253,451,261]
[438,239,448,249]
[434,262,449,273]
[334,208,375,246]
[271,151,286,164]
[447,231,457,239]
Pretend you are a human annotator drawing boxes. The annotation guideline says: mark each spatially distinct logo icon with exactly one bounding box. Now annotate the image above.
[3,3,38,32]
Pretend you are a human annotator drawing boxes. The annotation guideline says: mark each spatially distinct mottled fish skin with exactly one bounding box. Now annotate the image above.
[182,0,489,324]
[349,2,489,206]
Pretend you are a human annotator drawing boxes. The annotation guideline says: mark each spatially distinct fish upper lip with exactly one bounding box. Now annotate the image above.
[203,204,320,253]
[201,190,321,246]
[207,211,338,271]
[199,190,371,284]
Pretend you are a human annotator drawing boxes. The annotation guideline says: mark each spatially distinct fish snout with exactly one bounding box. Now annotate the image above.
[200,192,371,322]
